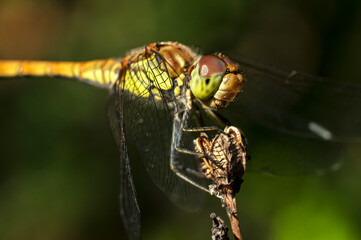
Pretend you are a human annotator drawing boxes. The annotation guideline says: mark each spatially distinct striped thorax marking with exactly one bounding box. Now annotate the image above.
[121,42,196,101]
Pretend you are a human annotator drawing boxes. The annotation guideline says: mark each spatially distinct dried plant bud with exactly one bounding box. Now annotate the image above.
[195,126,247,240]
[194,126,247,195]
[210,213,230,240]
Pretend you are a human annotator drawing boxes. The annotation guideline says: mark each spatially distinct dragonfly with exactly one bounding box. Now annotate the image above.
[1,41,360,240]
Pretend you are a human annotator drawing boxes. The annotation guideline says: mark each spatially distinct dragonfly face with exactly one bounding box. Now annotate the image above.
[189,54,244,110]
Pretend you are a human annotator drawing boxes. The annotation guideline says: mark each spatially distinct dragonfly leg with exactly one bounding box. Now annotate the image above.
[173,144,208,178]
[175,142,217,162]
[168,108,224,196]
[177,163,205,178]
[182,102,225,133]
[205,108,232,126]
[170,155,213,195]
[172,143,226,199]
[182,125,225,133]
[184,168,206,178]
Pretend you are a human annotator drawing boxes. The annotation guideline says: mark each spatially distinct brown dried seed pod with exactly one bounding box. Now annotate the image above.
[194,126,247,194]
[194,126,247,240]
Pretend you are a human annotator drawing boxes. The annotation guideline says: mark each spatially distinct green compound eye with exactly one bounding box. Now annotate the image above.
[190,55,226,100]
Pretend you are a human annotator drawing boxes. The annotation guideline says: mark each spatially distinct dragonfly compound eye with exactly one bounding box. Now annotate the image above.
[190,54,244,110]
[190,55,226,100]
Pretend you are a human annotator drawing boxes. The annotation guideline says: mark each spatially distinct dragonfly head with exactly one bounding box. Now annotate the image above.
[190,53,244,110]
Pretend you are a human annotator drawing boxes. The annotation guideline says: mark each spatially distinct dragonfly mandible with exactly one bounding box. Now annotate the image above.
[1,41,361,240]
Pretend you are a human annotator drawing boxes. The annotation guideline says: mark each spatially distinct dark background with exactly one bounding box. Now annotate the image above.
[0,0,360,239]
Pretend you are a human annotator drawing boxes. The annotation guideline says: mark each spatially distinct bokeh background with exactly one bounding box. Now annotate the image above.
[0,0,360,239]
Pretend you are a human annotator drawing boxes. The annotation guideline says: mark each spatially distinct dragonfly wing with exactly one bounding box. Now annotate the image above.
[119,51,204,211]
[220,55,361,175]
[233,55,361,141]
[107,95,141,240]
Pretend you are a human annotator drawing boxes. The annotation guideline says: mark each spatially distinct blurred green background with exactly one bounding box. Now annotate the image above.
[0,0,360,239]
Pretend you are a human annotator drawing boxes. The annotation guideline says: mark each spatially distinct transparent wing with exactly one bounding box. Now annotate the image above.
[107,95,141,240]
[234,55,361,141]
[118,51,204,211]
[220,56,361,175]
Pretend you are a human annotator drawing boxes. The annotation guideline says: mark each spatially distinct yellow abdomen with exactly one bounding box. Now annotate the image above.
[0,59,122,89]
